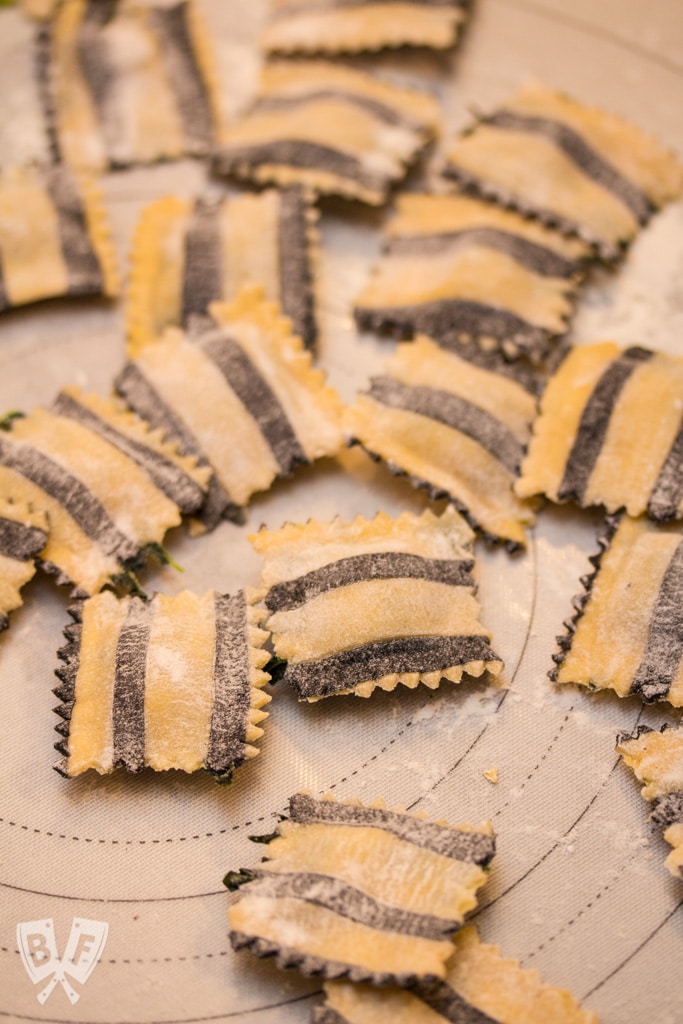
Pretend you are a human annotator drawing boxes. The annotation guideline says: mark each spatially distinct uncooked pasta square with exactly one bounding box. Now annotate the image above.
[227,793,495,985]
[442,84,683,259]
[53,588,271,779]
[251,506,502,700]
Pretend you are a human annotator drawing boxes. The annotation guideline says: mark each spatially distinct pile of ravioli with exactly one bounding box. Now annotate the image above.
[2,0,683,1020]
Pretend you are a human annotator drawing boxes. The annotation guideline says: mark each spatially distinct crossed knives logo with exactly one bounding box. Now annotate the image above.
[17,918,109,1004]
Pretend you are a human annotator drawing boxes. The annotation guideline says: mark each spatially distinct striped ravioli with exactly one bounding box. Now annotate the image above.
[442,84,683,259]
[0,498,48,632]
[126,187,318,355]
[262,0,471,55]
[345,336,537,548]
[0,164,118,311]
[617,725,683,879]
[355,192,589,361]
[516,342,683,520]
[41,0,223,172]
[116,287,344,530]
[53,588,271,778]
[212,60,439,205]
[0,389,210,595]
[552,515,683,707]
[316,925,599,1023]
[251,506,503,700]
[228,793,495,985]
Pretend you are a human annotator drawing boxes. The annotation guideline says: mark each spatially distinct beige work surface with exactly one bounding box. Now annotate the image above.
[1,1,682,1021]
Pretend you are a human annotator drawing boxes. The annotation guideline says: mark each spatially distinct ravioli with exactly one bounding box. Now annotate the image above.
[262,0,471,55]
[617,725,683,879]
[442,83,683,258]
[213,60,439,204]
[355,191,589,361]
[316,925,599,1023]
[552,514,683,707]
[0,389,209,595]
[516,342,683,519]
[345,336,537,548]
[0,164,118,310]
[126,187,318,355]
[116,286,344,530]
[251,505,502,700]
[53,588,271,779]
[0,498,48,631]
[227,793,495,985]
[41,0,223,171]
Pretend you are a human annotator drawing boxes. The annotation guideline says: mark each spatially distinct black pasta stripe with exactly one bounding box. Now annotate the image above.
[290,793,495,865]
[652,791,683,828]
[630,539,683,703]
[648,421,683,520]
[0,435,138,565]
[214,140,386,196]
[487,109,655,224]
[355,299,551,354]
[52,391,206,514]
[557,346,653,504]
[43,166,104,295]
[247,870,462,941]
[112,597,150,772]
[202,332,307,475]
[285,634,497,700]
[148,1,214,151]
[205,592,252,775]
[416,980,501,1024]
[386,226,579,278]
[367,376,524,475]
[181,197,224,321]
[265,552,475,612]
[277,187,317,349]
[76,1,120,158]
[251,90,423,132]
[0,517,47,561]
[114,362,239,528]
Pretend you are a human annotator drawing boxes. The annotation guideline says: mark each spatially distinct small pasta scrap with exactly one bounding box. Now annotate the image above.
[0,498,48,632]
[617,725,683,879]
[53,588,271,779]
[126,187,319,355]
[516,341,683,520]
[552,514,683,707]
[262,0,472,55]
[0,164,118,311]
[116,286,344,530]
[213,60,439,205]
[442,83,683,259]
[354,191,589,361]
[41,0,224,172]
[251,505,503,700]
[345,336,537,548]
[226,793,495,986]
[0,389,210,595]
[316,925,599,1023]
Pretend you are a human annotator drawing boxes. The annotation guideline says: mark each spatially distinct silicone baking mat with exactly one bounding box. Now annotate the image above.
[1,1,682,1021]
